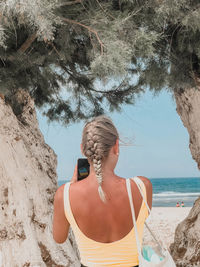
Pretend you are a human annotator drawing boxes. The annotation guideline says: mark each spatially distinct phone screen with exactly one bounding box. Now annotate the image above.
[77,158,90,180]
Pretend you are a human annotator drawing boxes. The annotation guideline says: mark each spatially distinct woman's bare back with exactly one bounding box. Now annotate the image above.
[69,176,145,243]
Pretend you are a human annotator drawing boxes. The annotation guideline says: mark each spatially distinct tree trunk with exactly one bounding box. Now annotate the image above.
[174,87,200,169]
[170,87,200,267]
[0,90,80,266]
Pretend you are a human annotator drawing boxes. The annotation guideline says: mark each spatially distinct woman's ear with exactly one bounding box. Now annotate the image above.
[116,138,119,155]
[80,143,84,155]
[114,138,119,155]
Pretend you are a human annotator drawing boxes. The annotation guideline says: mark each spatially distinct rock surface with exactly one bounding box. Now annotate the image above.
[170,87,200,266]
[0,90,80,266]
[170,198,200,267]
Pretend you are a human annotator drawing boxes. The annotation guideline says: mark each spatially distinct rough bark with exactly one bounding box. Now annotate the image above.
[0,90,80,266]
[174,87,200,170]
[170,87,200,267]
[170,198,200,267]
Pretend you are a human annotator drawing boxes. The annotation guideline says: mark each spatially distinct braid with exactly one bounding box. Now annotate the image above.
[84,129,107,203]
[93,157,107,203]
[82,115,119,204]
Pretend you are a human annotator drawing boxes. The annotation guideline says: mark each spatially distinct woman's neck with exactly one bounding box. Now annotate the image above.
[86,165,118,185]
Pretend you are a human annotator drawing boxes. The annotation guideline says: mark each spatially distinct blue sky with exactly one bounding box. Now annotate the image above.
[36,89,200,180]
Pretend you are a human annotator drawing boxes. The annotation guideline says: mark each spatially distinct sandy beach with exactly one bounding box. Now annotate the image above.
[143,207,191,249]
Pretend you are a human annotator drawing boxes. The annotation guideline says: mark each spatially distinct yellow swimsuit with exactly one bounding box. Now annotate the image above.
[64,177,149,267]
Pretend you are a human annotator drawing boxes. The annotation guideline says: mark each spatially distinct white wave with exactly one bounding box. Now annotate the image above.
[153,192,200,197]
[153,197,197,202]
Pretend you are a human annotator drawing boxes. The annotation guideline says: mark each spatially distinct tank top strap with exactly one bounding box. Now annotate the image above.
[63,182,79,228]
[63,182,71,221]
[130,176,147,199]
[131,176,151,216]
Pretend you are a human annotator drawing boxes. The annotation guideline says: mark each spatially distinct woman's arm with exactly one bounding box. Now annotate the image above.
[53,185,70,244]
[52,165,78,243]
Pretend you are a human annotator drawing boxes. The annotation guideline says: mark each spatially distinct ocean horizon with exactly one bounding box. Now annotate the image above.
[58,177,200,207]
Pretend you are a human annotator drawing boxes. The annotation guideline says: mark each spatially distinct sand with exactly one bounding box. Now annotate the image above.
[143,207,191,249]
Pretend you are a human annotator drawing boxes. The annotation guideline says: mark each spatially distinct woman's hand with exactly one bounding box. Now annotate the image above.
[70,164,78,183]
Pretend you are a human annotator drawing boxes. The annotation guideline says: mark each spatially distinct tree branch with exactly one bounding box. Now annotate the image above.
[17,33,37,54]
[88,80,127,94]
[60,17,104,55]
[61,64,129,95]
[58,0,82,6]
[95,0,115,20]
[7,33,37,61]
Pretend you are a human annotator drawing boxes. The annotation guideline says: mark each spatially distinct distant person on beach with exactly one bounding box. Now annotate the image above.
[181,201,185,207]
[176,202,180,207]
[53,115,152,267]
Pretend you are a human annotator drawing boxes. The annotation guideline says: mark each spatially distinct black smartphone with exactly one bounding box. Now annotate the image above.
[77,158,90,181]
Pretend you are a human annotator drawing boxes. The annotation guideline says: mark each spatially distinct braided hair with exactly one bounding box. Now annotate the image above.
[82,115,119,203]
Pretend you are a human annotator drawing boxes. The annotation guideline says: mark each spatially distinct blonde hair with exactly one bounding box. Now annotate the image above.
[82,115,119,203]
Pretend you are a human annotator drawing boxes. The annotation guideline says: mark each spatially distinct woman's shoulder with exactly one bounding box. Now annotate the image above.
[133,176,153,210]
[54,182,71,203]
[136,176,152,188]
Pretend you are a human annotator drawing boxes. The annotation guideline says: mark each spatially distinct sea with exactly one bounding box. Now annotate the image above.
[58,177,200,207]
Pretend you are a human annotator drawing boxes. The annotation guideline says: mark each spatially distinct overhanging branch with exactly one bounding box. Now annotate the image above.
[60,17,104,55]
[18,33,37,54]
[58,0,82,6]
[8,33,37,61]
[60,64,132,96]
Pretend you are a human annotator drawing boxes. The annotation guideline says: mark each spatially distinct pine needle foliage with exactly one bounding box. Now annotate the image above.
[0,0,199,124]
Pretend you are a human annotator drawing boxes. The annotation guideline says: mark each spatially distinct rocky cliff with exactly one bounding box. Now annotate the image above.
[0,90,80,266]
